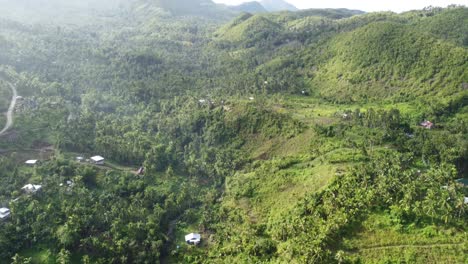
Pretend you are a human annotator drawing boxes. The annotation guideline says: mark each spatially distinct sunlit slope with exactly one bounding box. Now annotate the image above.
[215,14,283,43]
[307,21,467,102]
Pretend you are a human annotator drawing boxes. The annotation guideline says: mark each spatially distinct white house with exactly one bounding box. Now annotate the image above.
[25,160,38,166]
[21,184,42,194]
[185,233,201,245]
[76,157,84,162]
[464,197,468,205]
[0,208,10,220]
[249,97,254,100]
[90,156,105,165]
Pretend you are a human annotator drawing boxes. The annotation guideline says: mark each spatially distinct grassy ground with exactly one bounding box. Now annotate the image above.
[341,213,468,263]
[282,95,422,124]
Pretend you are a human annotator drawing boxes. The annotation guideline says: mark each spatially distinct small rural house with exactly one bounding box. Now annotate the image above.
[76,157,84,162]
[0,208,10,220]
[249,97,254,100]
[420,120,434,129]
[465,197,468,205]
[21,184,42,194]
[185,233,201,245]
[25,160,38,166]
[91,155,105,165]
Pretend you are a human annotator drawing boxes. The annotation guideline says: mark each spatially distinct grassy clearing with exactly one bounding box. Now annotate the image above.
[282,95,423,124]
[341,213,468,263]
[227,97,371,224]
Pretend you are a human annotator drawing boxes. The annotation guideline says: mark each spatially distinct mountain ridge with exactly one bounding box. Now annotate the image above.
[260,0,298,11]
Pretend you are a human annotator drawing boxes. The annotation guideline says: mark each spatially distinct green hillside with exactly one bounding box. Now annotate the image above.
[215,14,283,43]
[0,3,466,264]
[308,21,467,102]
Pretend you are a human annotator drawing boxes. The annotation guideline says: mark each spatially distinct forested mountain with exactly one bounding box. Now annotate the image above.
[0,2,466,264]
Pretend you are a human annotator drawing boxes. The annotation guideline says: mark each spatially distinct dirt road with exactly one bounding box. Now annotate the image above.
[0,82,17,136]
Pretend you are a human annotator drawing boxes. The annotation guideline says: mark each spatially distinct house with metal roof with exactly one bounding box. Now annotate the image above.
[90,155,105,165]
[185,233,201,245]
[0,208,11,220]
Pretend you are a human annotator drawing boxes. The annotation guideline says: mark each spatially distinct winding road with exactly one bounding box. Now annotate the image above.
[0,82,17,136]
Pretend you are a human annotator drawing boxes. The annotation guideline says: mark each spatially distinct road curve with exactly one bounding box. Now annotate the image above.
[0,82,17,136]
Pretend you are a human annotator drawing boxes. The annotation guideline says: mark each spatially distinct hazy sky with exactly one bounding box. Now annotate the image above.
[213,0,466,12]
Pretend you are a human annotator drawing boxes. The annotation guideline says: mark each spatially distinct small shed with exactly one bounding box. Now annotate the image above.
[76,157,84,162]
[185,233,201,245]
[22,184,42,194]
[0,208,10,220]
[464,197,468,205]
[25,160,38,166]
[249,97,254,101]
[91,156,105,165]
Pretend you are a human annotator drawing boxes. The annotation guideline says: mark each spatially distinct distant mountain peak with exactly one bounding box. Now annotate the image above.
[259,0,298,12]
[231,1,267,13]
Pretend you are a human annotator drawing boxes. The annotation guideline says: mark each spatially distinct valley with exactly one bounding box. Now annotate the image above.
[0,1,466,263]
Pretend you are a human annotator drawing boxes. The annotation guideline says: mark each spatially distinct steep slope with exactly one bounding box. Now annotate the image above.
[307,21,467,102]
[412,7,468,46]
[215,14,283,44]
